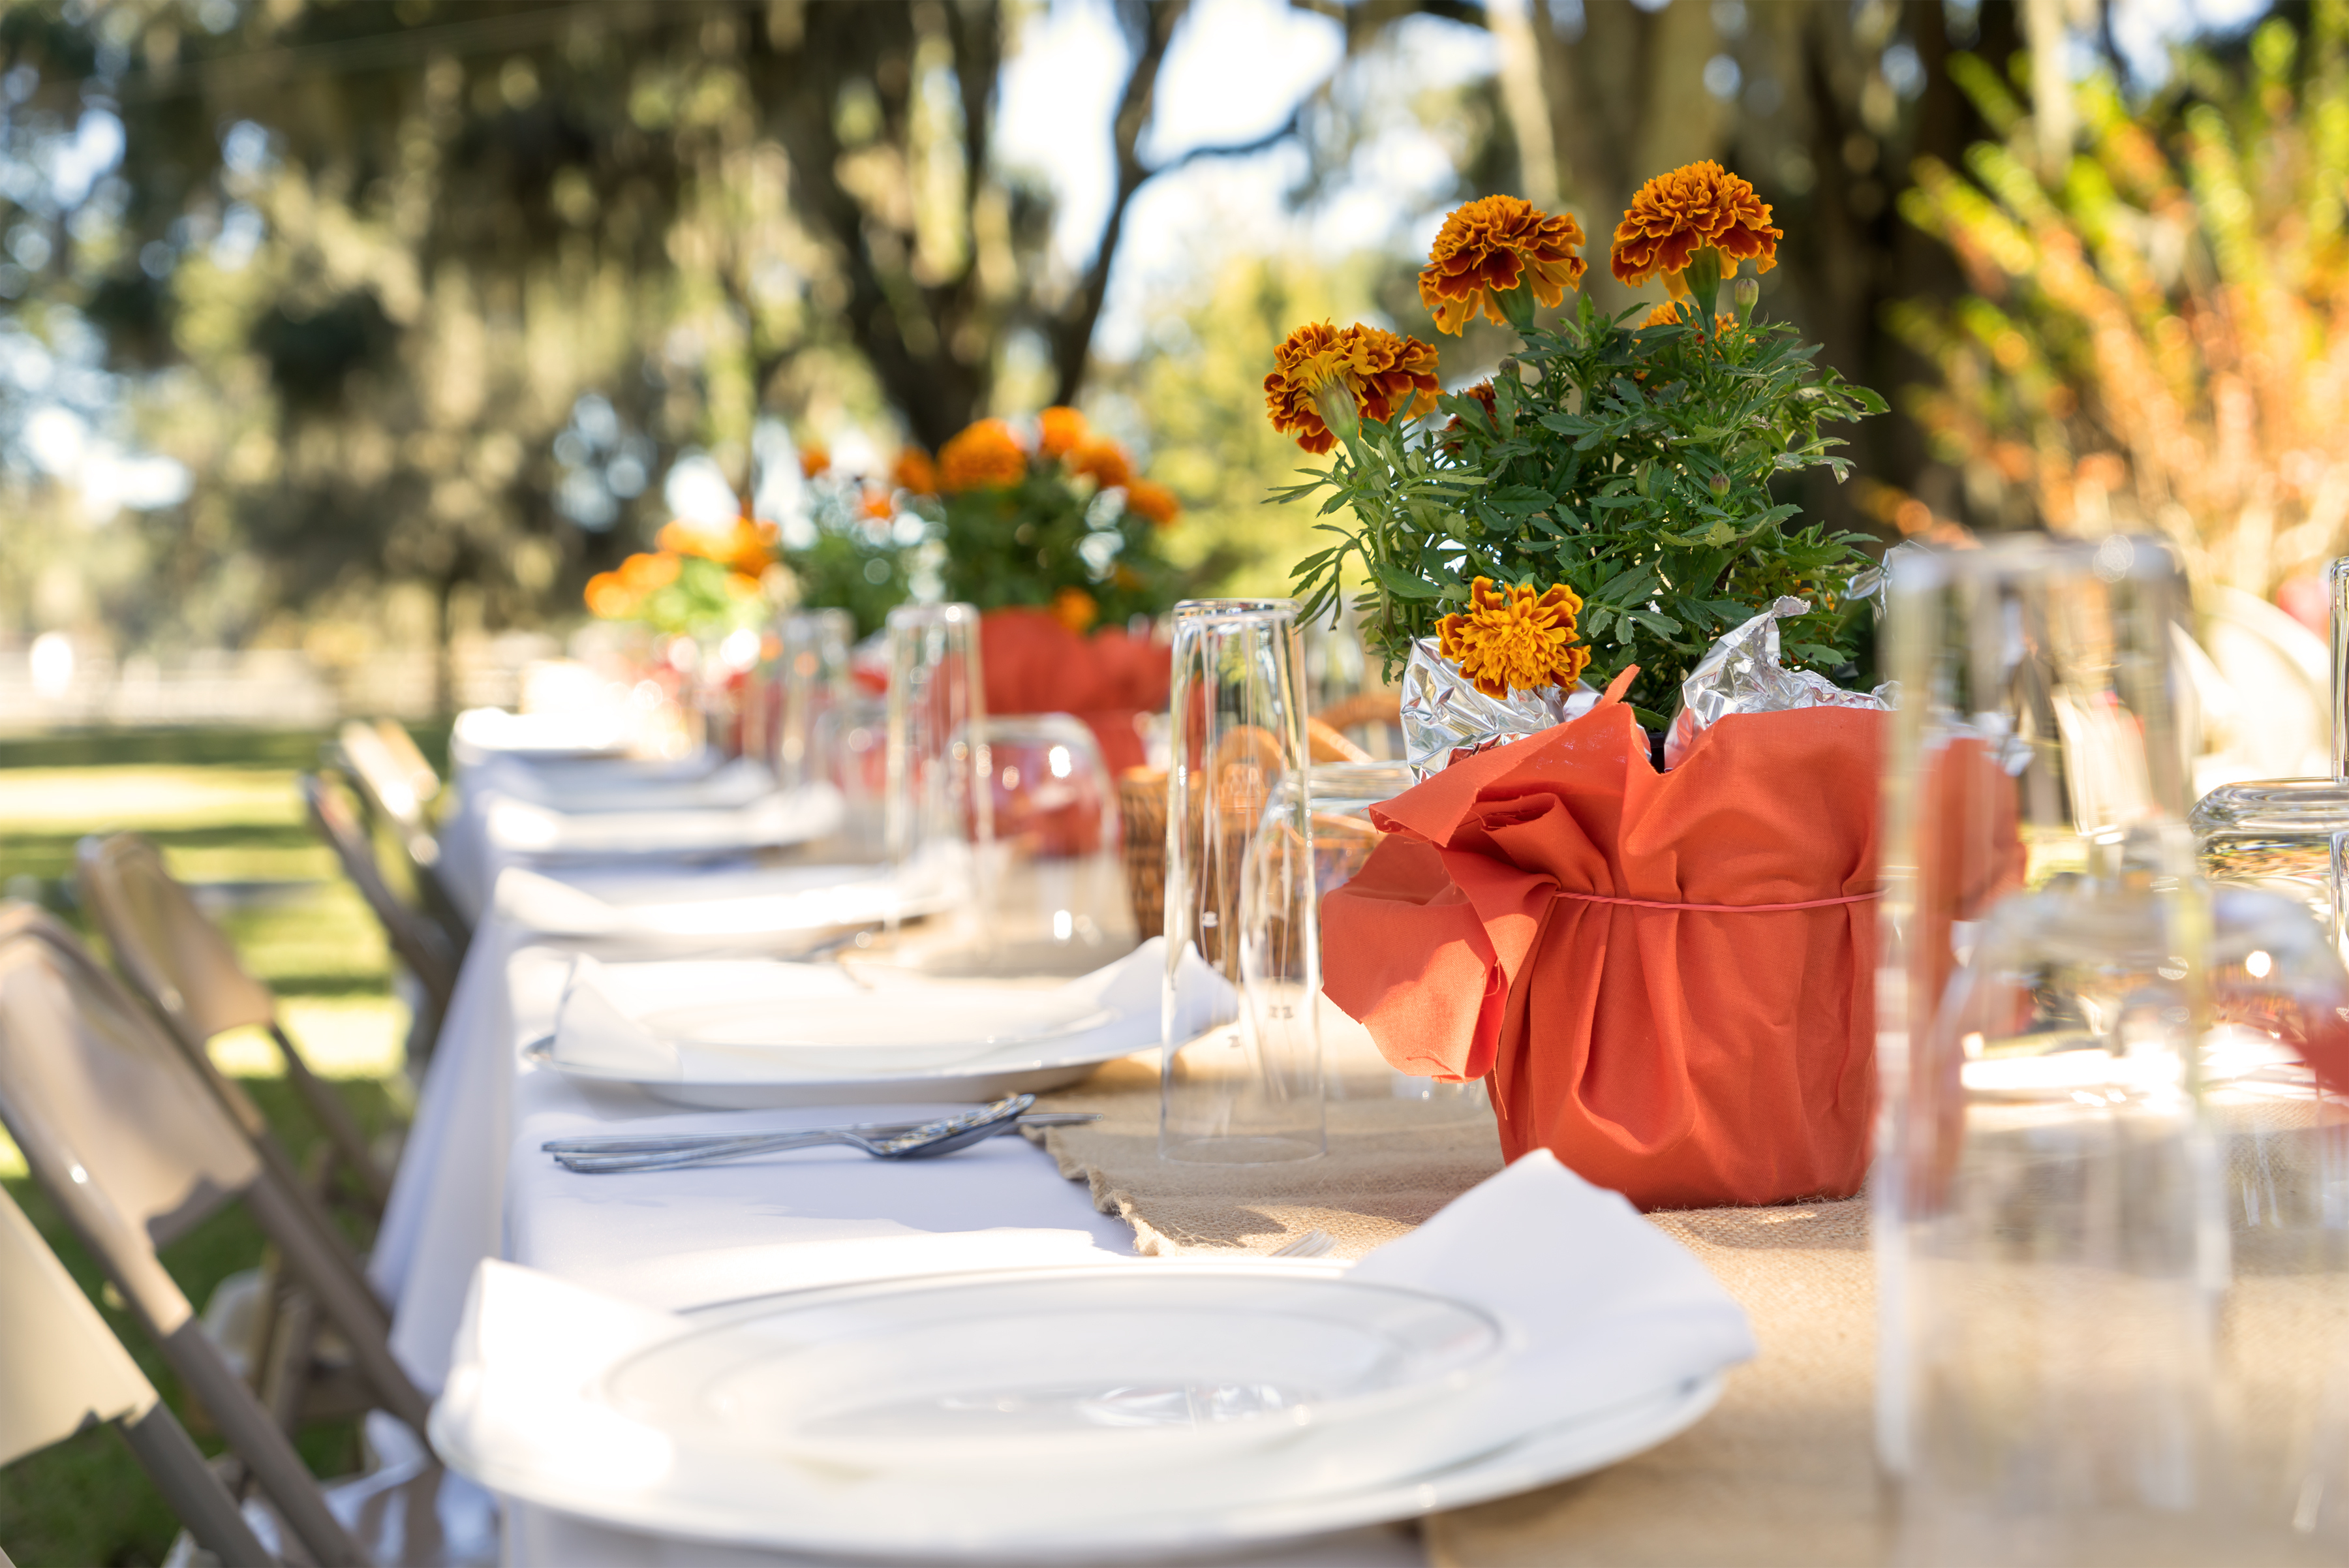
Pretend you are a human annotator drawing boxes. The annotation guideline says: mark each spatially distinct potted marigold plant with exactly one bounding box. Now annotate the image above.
[584,506,783,754]
[780,446,922,639]
[1270,163,1886,731]
[1304,166,1893,1214]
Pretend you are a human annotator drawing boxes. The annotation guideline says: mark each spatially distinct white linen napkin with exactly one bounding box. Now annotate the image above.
[492,861,923,942]
[480,780,843,856]
[432,1151,1753,1548]
[546,937,1227,1083]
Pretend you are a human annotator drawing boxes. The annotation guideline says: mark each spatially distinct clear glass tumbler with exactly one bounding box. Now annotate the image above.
[970,713,1136,976]
[1160,598,1324,1164]
[1879,534,2349,1567]
[885,603,990,939]
[773,607,855,792]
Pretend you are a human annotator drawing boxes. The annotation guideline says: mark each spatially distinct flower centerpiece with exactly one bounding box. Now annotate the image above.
[1303,168,1894,1212]
[897,407,1189,636]
[584,504,783,754]
[1268,166,1886,741]
[780,446,923,639]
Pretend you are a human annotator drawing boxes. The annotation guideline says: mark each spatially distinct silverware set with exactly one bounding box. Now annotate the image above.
[544,1094,1101,1173]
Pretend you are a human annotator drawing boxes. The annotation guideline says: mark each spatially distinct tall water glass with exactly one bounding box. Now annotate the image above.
[1160,599,1324,1164]
[1879,534,2343,1567]
[885,604,990,944]
[971,713,1135,976]
[774,607,855,791]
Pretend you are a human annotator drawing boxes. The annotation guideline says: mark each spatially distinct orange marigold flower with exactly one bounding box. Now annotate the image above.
[1418,196,1587,335]
[663,517,775,574]
[725,571,764,600]
[799,443,831,480]
[584,572,636,619]
[1052,586,1099,634]
[1263,321,1443,454]
[617,551,681,594]
[1436,577,1591,698]
[859,486,894,521]
[1640,298,1741,337]
[938,419,1027,493]
[1610,161,1781,291]
[1037,406,1088,459]
[893,447,939,495]
[1124,478,1180,525]
[1443,380,1501,444]
[1067,437,1133,490]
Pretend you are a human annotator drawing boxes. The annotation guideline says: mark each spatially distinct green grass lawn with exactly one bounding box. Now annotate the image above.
[0,726,442,1567]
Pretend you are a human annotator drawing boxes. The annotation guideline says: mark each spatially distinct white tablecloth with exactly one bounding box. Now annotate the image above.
[378,758,1421,1566]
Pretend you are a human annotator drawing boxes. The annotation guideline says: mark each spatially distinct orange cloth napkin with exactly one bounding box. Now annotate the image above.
[1321,695,1882,1210]
[979,609,1169,775]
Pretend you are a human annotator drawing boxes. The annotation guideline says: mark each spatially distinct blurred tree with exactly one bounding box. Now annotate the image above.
[1896,8,2349,600]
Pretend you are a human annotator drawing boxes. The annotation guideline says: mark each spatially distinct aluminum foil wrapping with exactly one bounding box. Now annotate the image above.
[1402,636,1600,780]
[1663,596,1894,769]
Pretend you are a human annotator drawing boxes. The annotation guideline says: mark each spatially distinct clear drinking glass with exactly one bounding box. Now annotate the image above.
[1879,534,2349,1567]
[1239,760,1486,1124]
[969,713,1136,976]
[1160,599,1324,1164]
[773,607,855,791]
[885,603,990,943]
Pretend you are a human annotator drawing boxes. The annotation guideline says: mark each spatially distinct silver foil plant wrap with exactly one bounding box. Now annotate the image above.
[1400,596,1892,780]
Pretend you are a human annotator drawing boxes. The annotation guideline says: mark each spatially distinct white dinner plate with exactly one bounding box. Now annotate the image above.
[433,1263,1723,1562]
[602,1269,1505,1479]
[521,1033,1128,1108]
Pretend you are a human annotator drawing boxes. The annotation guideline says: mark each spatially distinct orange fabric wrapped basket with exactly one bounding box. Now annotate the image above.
[1321,693,1882,1210]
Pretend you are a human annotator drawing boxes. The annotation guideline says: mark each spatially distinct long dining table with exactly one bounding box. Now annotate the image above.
[373,750,1430,1565]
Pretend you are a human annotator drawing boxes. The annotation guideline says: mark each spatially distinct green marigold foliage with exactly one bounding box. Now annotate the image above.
[1283,298,1886,724]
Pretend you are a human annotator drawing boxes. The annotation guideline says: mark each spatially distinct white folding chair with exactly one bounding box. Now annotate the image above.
[332,722,470,952]
[0,904,448,1567]
[301,774,461,1074]
[77,832,393,1213]
[0,1182,273,1566]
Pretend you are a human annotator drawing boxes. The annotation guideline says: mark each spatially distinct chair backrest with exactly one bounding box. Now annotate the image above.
[0,1180,155,1468]
[338,720,433,833]
[0,1184,272,1566]
[370,719,443,810]
[301,772,459,1020]
[75,833,275,1043]
[0,907,421,1565]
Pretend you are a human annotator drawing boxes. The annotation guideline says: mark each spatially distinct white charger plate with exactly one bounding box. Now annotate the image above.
[602,1269,1505,1478]
[431,1261,1724,1562]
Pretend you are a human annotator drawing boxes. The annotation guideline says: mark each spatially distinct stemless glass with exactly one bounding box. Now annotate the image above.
[970,713,1135,976]
[1879,534,2349,1567]
[885,603,991,946]
[773,607,855,791]
[1160,599,1324,1165]
[1240,760,1487,1124]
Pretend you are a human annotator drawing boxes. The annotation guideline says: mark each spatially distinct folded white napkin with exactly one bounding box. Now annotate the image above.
[432,1151,1753,1554]
[450,707,628,767]
[547,936,1225,1083]
[492,861,929,942]
[480,780,844,856]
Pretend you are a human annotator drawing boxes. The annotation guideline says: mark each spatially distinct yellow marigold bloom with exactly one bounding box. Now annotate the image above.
[584,572,636,619]
[1052,586,1099,634]
[939,419,1027,493]
[1066,437,1133,490]
[1419,196,1586,335]
[1125,478,1180,525]
[1263,321,1443,454]
[617,551,681,594]
[893,447,939,496]
[1037,406,1088,459]
[1436,577,1591,698]
[799,443,831,480]
[1610,161,1781,291]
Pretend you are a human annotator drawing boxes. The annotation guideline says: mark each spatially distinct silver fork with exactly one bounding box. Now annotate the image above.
[542,1109,1099,1156]
[553,1095,1036,1173]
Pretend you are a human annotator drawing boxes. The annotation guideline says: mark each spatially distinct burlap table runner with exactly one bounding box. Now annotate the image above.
[1030,1060,1882,1567]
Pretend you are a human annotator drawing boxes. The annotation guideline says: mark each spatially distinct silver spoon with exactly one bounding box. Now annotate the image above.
[554,1094,1036,1174]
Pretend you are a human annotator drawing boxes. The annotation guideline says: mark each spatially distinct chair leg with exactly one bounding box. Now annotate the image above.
[269,1022,392,1214]
[243,1175,434,1437]
[113,1404,277,1568]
